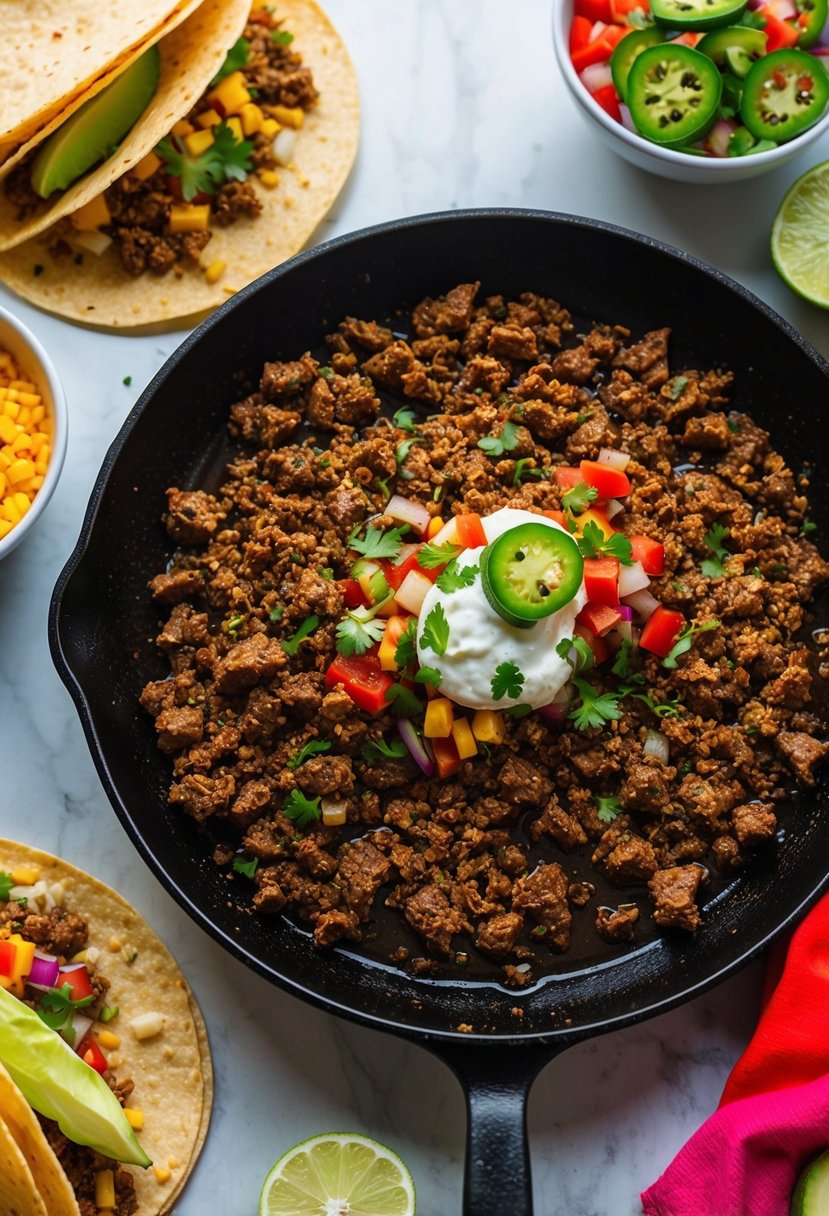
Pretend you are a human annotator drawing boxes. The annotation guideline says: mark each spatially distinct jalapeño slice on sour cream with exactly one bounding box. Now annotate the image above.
[480,521,583,628]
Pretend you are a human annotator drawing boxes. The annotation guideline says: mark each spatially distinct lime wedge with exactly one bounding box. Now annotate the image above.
[771,160,829,308]
[791,1149,829,1215]
[258,1132,416,1216]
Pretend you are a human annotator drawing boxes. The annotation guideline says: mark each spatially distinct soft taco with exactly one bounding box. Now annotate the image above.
[0,1,359,330]
[0,841,212,1215]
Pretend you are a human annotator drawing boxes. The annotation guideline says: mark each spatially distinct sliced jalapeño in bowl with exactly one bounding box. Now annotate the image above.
[740,49,829,142]
[480,522,583,629]
[627,44,723,146]
[650,0,748,30]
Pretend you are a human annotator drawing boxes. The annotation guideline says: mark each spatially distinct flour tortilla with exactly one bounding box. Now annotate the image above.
[0,841,213,1215]
[0,0,206,164]
[0,0,360,331]
[0,1113,48,1216]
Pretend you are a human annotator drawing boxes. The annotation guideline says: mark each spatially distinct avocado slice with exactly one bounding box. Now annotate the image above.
[792,1150,829,1216]
[30,45,160,199]
[0,984,150,1166]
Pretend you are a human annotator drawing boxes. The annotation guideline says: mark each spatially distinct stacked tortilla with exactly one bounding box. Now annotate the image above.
[0,0,359,329]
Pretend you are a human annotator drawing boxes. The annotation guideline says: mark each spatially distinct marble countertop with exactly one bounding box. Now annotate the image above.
[1,2,827,1212]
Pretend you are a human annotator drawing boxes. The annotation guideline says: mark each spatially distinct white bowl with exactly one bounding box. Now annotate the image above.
[0,304,67,559]
[552,0,829,182]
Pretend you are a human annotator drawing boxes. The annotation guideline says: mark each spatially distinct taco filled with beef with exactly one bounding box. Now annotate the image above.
[0,1,359,330]
[0,840,212,1215]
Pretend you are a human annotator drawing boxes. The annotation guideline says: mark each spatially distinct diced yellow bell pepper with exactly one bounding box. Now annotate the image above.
[239,102,264,135]
[378,616,408,672]
[424,697,454,739]
[196,108,223,129]
[226,116,244,143]
[452,717,478,760]
[95,1170,116,1210]
[132,150,162,181]
[572,507,615,540]
[7,457,35,485]
[260,117,280,139]
[171,119,195,137]
[207,71,251,117]
[272,104,304,129]
[8,935,35,996]
[167,204,210,234]
[471,709,506,745]
[184,128,215,157]
[427,516,444,539]
[70,194,111,231]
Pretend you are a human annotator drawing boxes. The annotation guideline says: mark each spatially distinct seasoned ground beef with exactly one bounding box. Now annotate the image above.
[142,281,829,985]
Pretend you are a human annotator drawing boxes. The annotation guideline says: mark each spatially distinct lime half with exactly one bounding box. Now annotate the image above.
[771,160,829,308]
[791,1148,829,1216]
[258,1132,416,1216]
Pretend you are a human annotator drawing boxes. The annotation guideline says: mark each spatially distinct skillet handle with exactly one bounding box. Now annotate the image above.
[434,1041,557,1216]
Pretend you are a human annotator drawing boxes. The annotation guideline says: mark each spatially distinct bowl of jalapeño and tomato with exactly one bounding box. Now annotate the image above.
[553,0,829,181]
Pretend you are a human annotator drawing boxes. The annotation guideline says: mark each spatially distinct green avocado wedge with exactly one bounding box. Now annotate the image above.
[0,984,150,1166]
[791,1149,829,1215]
[30,45,161,199]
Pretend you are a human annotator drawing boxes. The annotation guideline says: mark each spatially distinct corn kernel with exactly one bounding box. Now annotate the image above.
[30,405,44,424]
[260,117,280,138]
[427,516,444,539]
[71,194,111,231]
[12,492,29,515]
[2,496,22,524]
[184,128,214,157]
[132,150,162,181]
[239,102,264,135]
[0,519,11,540]
[0,416,18,444]
[7,458,35,485]
[424,697,454,739]
[95,1170,116,1209]
[30,475,43,490]
[153,1166,172,1184]
[257,169,280,189]
[167,204,210,234]
[272,104,304,129]
[203,259,226,285]
[124,1107,144,1130]
[8,380,36,393]
[15,392,40,409]
[0,450,12,471]
[11,432,32,453]
[97,1029,120,1050]
[2,399,19,420]
[196,108,223,129]
[0,473,6,498]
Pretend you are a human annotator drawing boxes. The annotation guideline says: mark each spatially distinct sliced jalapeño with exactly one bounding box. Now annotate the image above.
[480,523,583,630]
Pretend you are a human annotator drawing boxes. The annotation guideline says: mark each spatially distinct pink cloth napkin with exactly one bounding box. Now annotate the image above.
[641,892,829,1216]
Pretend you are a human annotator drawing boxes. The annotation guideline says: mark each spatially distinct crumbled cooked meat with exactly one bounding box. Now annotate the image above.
[649,866,706,933]
[595,904,639,943]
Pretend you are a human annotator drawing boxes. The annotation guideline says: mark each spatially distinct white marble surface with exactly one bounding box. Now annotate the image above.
[0,1,825,1212]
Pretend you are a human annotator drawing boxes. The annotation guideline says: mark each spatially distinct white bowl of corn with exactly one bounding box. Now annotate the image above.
[0,305,67,559]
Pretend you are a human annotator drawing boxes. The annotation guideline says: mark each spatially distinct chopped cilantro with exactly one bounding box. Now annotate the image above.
[156,120,254,201]
[595,794,623,824]
[318,366,334,379]
[491,661,525,701]
[271,28,295,45]
[368,568,391,605]
[421,603,450,656]
[122,375,132,387]
[801,519,817,537]
[561,480,598,514]
[384,683,422,718]
[287,739,332,770]
[37,983,95,1042]
[362,736,407,762]
[269,605,284,622]
[512,458,547,487]
[393,407,418,433]
[577,520,633,565]
[336,610,386,657]
[727,418,741,433]
[417,540,463,569]
[319,566,334,579]
[281,614,320,656]
[569,678,622,731]
[663,619,720,669]
[396,437,424,466]
[283,789,322,830]
[477,421,520,457]
[232,856,258,879]
[701,523,731,578]
[436,559,478,593]
[668,375,688,401]
[98,1004,119,1023]
[210,36,250,85]
[415,666,442,687]
[610,637,636,680]
[506,702,533,718]
[556,635,594,673]
[348,523,407,560]
[393,618,418,669]
[0,872,13,901]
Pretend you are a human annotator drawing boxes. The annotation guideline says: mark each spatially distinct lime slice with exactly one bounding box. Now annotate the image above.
[791,1148,829,1215]
[258,1132,416,1216]
[771,160,829,308]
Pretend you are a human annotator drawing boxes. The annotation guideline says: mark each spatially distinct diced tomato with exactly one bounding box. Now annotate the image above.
[590,84,622,122]
[58,964,94,1002]
[570,13,595,51]
[378,615,411,672]
[554,466,584,490]
[579,459,631,499]
[338,578,367,609]
[325,654,394,715]
[640,605,685,658]
[583,557,621,606]
[0,941,15,978]
[542,509,568,528]
[609,0,648,20]
[629,534,664,576]
[382,550,439,592]
[455,513,487,549]
[758,8,800,51]
[576,602,623,637]
[571,23,629,71]
[574,624,610,664]
[573,0,615,22]
[77,1033,108,1075]
[431,735,463,779]
[671,31,702,46]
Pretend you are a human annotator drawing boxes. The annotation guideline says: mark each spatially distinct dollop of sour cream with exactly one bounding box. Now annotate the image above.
[416,507,587,711]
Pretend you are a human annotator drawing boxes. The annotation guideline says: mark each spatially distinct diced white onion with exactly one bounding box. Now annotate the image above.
[129,1011,164,1041]
[604,498,625,520]
[72,230,112,256]
[429,516,460,548]
[618,560,650,599]
[395,570,432,615]
[589,19,608,37]
[598,448,631,471]
[609,617,633,646]
[623,587,660,621]
[644,729,670,765]
[321,798,348,826]
[69,1013,94,1047]
[386,494,430,538]
[580,63,613,93]
[272,127,298,165]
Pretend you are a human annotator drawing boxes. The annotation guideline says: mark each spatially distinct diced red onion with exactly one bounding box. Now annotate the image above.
[397,719,435,777]
[386,494,430,538]
[704,118,737,159]
[536,700,569,725]
[617,604,634,621]
[810,45,829,55]
[619,103,636,133]
[618,560,650,599]
[643,729,670,765]
[27,951,60,990]
[580,63,613,92]
[605,497,625,520]
[598,448,631,471]
[765,0,797,17]
[623,587,660,621]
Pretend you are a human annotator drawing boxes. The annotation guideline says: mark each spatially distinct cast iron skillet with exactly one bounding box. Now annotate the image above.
[50,210,829,1215]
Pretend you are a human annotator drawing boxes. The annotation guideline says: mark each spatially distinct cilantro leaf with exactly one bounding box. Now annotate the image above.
[561,480,598,514]
[596,794,623,824]
[512,458,547,487]
[335,611,386,656]
[436,559,479,593]
[37,983,95,1042]
[577,520,634,565]
[663,619,720,670]
[211,36,250,85]
[506,702,533,718]
[362,736,407,762]
[701,523,731,578]
[417,540,463,569]
[393,407,418,433]
[568,677,622,730]
[555,635,594,673]
[0,872,13,901]
[421,603,450,656]
[477,421,520,457]
[415,666,442,686]
[396,437,424,467]
[393,618,418,669]
[232,856,258,879]
[271,28,295,45]
[348,523,407,560]
[667,375,688,401]
[156,120,253,201]
[491,661,525,701]
[287,739,332,770]
[384,683,422,718]
[281,614,319,656]
[611,637,636,680]
[283,789,322,830]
